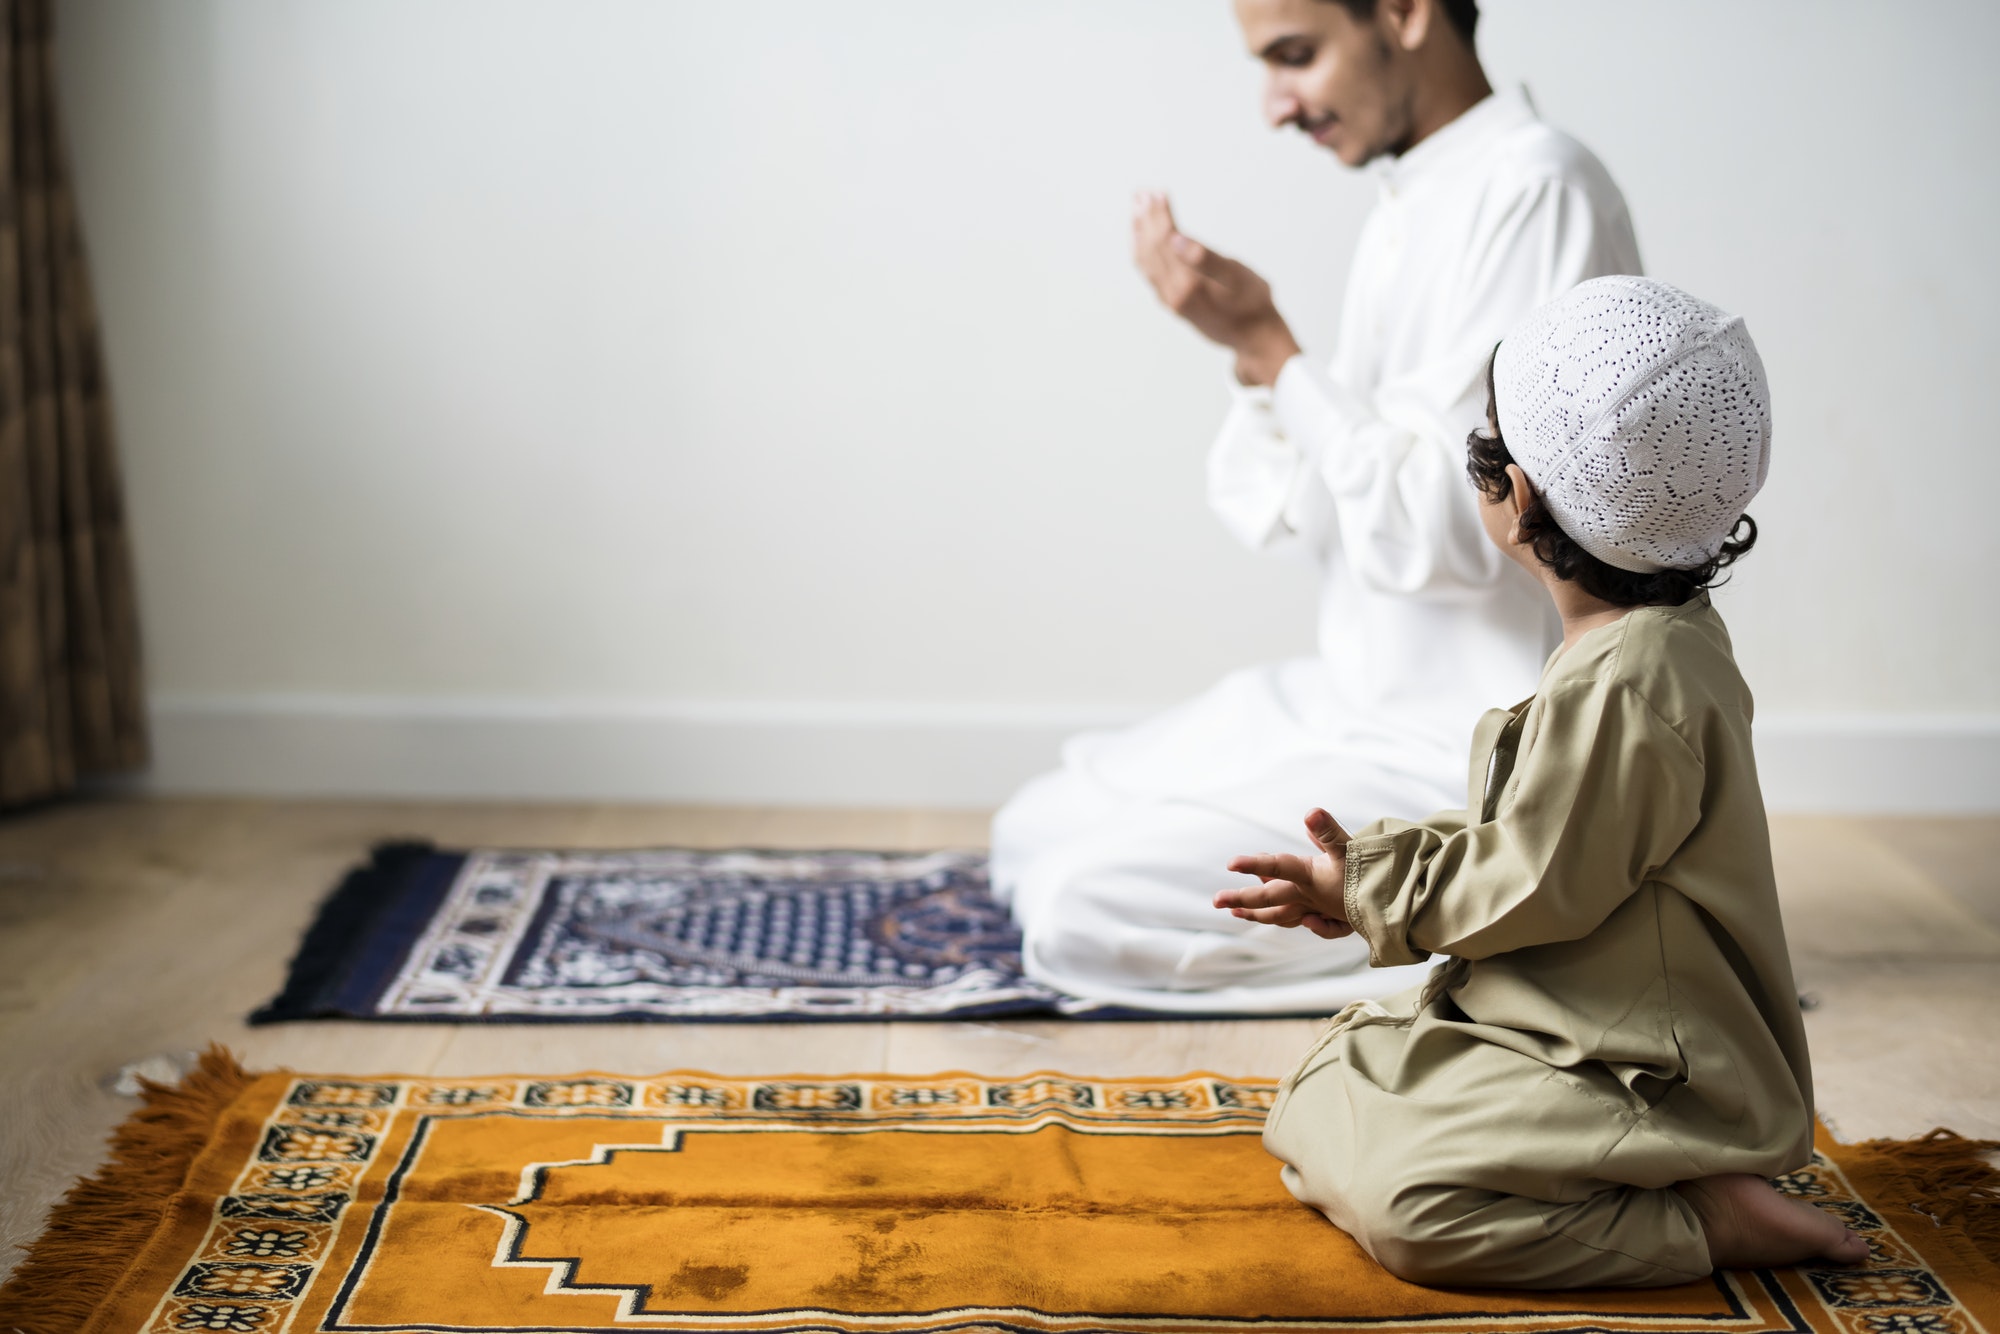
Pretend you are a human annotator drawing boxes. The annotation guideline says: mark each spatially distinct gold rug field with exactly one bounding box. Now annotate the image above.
[5,1055,1996,1333]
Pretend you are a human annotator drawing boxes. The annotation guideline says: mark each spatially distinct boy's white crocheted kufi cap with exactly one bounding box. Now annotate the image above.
[1493,275,1771,573]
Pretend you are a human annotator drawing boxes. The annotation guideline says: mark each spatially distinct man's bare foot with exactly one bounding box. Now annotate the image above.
[1674,1174,1870,1269]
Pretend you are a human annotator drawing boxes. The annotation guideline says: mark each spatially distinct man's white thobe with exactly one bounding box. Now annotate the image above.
[991,91,1644,1013]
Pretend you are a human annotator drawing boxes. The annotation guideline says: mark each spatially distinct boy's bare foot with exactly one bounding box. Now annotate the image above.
[1674,1174,1870,1269]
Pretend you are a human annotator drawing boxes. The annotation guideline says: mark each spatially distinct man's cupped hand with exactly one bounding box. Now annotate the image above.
[1132,191,1303,387]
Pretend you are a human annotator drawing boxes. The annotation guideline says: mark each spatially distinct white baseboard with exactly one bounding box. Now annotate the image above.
[142,694,1139,810]
[1747,715,2000,815]
[141,694,2000,814]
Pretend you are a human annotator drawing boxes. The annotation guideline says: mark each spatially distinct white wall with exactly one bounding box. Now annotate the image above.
[55,0,2000,810]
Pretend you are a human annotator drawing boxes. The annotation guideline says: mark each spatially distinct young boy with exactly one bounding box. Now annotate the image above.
[1215,276,1868,1289]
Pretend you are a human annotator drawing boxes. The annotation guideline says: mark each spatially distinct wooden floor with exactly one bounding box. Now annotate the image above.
[2,798,1997,1284]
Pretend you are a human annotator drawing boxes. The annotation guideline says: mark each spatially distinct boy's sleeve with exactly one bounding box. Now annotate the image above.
[1340,676,1704,967]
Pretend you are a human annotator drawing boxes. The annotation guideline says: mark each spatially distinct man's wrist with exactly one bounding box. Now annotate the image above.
[1232,320,1302,388]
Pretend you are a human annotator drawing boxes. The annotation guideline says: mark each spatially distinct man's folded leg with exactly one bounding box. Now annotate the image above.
[1013,801,1433,1014]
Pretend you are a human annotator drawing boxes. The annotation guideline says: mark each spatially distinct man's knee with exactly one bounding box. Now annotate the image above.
[987,771,1068,899]
[1017,884,1122,975]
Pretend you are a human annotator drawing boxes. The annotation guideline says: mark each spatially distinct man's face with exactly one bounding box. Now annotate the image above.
[1233,0,1417,168]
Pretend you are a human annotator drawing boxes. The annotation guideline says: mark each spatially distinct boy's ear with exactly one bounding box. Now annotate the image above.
[1503,464,1535,546]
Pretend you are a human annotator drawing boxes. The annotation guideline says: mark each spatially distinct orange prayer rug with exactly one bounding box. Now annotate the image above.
[3,1053,1996,1334]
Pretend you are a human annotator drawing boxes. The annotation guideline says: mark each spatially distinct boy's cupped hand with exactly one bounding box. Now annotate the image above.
[1216,808,1356,940]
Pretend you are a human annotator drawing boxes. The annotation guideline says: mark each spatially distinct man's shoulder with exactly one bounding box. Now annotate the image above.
[1483,118,1625,204]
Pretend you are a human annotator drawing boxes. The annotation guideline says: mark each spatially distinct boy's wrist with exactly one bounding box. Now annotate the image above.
[1344,850,1386,961]
[1341,830,1431,968]
[1329,849,1349,921]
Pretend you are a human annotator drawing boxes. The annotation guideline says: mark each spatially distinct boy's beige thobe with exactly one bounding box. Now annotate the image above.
[1263,596,1813,1288]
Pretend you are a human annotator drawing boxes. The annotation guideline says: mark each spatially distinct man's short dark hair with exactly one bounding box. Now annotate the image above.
[1322,0,1479,45]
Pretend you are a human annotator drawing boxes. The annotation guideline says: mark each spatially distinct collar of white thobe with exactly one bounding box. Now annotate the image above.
[1372,87,1539,199]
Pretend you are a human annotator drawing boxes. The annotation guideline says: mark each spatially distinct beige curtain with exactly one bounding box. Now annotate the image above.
[0,0,145,807]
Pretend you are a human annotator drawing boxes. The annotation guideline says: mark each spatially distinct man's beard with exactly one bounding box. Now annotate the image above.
[1365,34,1419,162]
[1297,36,1418,166]
[1376,87,1420,161]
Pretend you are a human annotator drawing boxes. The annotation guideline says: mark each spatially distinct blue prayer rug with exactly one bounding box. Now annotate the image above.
[253,843,1131,1022]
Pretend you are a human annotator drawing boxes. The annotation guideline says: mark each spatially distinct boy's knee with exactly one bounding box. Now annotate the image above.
[1333,1183,1438,1273]
[1283,1162,1494,1287]
[1360,1214,1479,1287]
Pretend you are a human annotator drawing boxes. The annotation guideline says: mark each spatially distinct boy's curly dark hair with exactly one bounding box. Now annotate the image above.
[1466,357,1757,609]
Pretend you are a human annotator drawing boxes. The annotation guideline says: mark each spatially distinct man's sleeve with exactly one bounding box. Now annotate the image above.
[1204,384,1336,562]
[1267,176,1638,596]
[1340,675,1704,967]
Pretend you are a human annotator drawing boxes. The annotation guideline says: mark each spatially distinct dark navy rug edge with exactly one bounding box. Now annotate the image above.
[249,841,467,1024]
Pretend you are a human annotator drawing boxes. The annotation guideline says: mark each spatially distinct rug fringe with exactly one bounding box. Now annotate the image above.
[1854,1128,2000,1263]
[0,1046,255,1334]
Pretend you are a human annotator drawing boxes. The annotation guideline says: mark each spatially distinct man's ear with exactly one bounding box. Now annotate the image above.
[1503,463,1536,546]
[1380,0,1432,52]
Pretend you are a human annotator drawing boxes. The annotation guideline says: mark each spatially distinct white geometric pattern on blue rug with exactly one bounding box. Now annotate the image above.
[388,848,1065,1019]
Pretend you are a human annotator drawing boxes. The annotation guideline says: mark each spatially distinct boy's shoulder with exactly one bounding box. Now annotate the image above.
[1547,596,1753,734]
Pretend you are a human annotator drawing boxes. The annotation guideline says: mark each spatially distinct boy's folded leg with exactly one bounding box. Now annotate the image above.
[1280,1166,1711,1289]
[1265,1016,1713,1289]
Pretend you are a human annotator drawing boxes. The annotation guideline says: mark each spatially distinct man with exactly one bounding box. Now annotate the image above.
[990,0,1642,1012]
